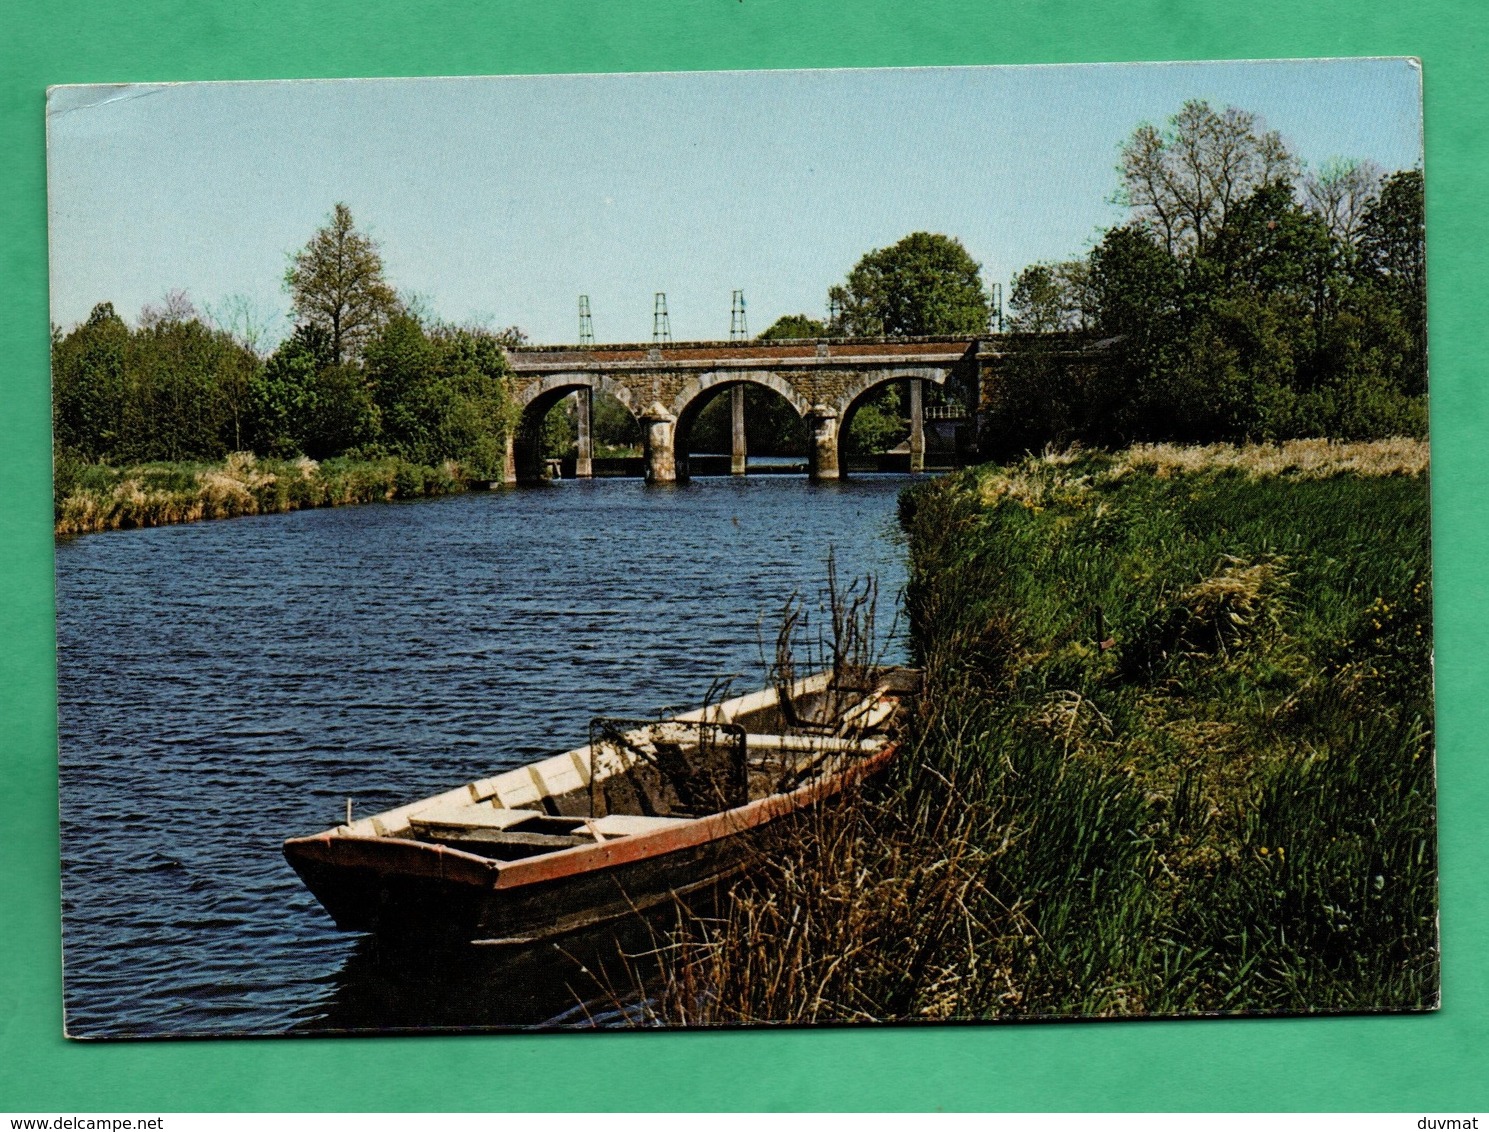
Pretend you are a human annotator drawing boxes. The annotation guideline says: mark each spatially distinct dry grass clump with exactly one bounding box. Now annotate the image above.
[977,462,1095,510]
[1111,437,1428,481]
[1177,555,1289,655]
[636,791,1010,1026]
[975,438,1426,515]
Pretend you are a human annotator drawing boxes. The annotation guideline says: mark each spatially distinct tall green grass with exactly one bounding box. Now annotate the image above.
[644,439,1435,1021]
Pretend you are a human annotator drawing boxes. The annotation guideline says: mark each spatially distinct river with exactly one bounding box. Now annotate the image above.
[54,474,916,1038]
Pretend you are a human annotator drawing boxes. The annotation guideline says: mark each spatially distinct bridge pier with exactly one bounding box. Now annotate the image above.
[731,385,747,475]
[807,406,840,482]
[502,433,517,485]
[574,387,593,478]
[908,377,925,474]
[642,402,678,484]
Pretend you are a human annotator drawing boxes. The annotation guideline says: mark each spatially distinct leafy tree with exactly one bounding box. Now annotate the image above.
[1359,170,1425,297]
[252,323,377,458]
[52,302,132,462]
[1358,169,1426,393]
[285,203,398,364]
[1087,225,1183,344]
[758,314,828,340]
[1007,261,1092,332]
[364,314,440,460]
[364,315,517,476]
[428,323,520,477]
[829,232,990,337]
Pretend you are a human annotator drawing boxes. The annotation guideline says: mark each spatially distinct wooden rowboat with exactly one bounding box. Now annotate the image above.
[283,666,919,946]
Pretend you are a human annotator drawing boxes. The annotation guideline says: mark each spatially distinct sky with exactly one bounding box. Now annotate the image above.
[45,59,1423,346]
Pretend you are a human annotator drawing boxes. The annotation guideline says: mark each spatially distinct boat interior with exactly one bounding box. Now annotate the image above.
[329,667,917,864]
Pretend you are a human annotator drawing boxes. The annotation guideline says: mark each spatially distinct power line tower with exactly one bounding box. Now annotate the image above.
[653,292,672,344]
[578,295,594,346]
[730,290,748,341]
[988,282,1004,333]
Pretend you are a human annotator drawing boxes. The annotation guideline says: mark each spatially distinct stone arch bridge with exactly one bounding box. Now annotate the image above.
[503,335,1059,483]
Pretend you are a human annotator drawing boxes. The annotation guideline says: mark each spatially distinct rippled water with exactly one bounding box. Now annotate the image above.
[55,475,915,1038]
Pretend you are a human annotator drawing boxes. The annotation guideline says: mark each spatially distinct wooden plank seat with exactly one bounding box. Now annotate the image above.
[408,806,693,849]
[582,813,693,838]
[744,733,881,753]
[406,804,536,835]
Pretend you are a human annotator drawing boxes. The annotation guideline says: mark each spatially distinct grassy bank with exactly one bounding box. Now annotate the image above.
[644,438,1436,1022]
[54,452,475,536]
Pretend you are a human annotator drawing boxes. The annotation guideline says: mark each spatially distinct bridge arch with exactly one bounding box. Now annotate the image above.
[832,367,948,420]
[670,373,813,479]
[510,373,641,483]
[666,370,815,423]
[514,371,640,415]
[835,367,949,476]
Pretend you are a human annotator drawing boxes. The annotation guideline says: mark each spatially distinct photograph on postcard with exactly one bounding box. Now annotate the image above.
[45,59,1433,1037]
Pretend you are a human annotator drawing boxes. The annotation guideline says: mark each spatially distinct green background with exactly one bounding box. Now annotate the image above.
[3,0,1485,1112]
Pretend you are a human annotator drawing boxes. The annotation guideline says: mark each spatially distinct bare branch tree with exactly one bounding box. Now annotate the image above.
[1116,100,1295,254]
[204,293,285,357]
[1303,157,1383,246]
[138,288,199,329]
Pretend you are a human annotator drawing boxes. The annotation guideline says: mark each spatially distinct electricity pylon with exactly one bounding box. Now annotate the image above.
[578,295,594,346]
[653,293,671,344]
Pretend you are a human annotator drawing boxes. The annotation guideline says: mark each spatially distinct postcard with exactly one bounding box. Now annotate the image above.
[46,59,1433,1037]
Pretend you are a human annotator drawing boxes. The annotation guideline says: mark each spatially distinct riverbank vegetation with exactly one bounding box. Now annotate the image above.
[53,451,475,536]
[644,438,1435,1022]
[52,204,520,531]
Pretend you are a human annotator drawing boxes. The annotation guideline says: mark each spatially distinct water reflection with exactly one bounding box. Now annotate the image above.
[299,899,708,1032]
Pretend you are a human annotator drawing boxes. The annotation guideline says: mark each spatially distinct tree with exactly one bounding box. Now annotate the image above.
[1303,157,1382,247]
[1086,225,1182,343]
[758,314,827,340]
[138,288,200,330]
[363,315,517,476]
[1007,261,1092,332]
[284,203,398,364]
[829,232,990,337]
[1117,100,1293,254]
[1357,169,1426,394]
[1358,170,1425,309]
[205,293,285,357]
[129,317,262,461]
[52,302,131,461]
